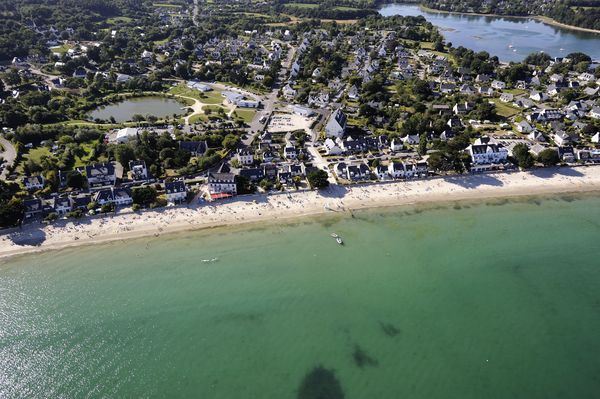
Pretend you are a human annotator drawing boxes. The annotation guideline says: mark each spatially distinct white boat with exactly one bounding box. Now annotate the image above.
[508,44,513,48]
[336,237,344,245]
[330,233,339,238]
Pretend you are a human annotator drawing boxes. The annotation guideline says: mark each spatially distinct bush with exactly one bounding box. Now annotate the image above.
[307,169,329,189]
[44,212,58,222]
[66,209,84,219]
[537,149,560,167]
[132,186,157,207]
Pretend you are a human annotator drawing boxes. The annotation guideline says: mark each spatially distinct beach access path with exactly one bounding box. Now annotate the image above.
[2,166,600,260]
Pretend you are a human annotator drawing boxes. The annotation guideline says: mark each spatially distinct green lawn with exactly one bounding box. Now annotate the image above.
[49,44,72,55]
[491,99,520,118]
[105,16,133,25]
[203,105,227,114]
[153,3,182,8]
[188,114,208,124]
[234,109,257,123]
[284,3,319,9]
[168,84,224,105]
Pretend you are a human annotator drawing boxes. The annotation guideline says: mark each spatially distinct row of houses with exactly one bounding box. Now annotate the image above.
[334,160,429,182]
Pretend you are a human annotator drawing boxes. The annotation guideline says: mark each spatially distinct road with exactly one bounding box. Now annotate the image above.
[192,0,200,26]
[243,43,297,146]
[0,136,17,180]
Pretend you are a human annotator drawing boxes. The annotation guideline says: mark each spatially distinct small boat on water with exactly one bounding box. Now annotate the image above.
[336,237,344,245]
[330,233,339,238]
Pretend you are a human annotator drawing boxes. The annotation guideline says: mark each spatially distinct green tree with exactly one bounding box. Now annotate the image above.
[512,143,535,169]
[259,178,273,191]
[307,169,329,189]
[67,172,87,190]
[114,145,135,167]
[537,149,560,167]
[222,134,240,150]
[0,198,24,228]
[132,186,157,207]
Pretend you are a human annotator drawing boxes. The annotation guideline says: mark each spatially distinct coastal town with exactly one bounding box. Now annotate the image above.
[3,3,600,399]
[1,0,600,246]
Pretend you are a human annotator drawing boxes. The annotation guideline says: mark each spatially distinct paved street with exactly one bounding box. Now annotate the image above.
[0,136,16,180]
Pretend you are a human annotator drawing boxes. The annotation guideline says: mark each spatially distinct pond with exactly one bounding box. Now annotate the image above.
[379,3,600,62]
[88,96,188,123]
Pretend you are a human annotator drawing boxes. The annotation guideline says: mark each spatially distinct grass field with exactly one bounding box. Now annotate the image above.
[284,3,319,9]
[491,99,520,118]
[49,44,72,55]
[105,16,133,25]
[188,114,208,124]
[233,109,257,123]
[153,3,182,8]
[168,84,224,105]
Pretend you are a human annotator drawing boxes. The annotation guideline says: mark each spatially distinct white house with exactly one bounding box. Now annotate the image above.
[491,80,506,90]
[53,196,71,215]
[528,130,546,142]
[467,143,509,165]
[282,84,297,100]
[114,127,138,144]
[390,139,403,152]
[164,180,187,203]
[129,160,149,181]
[402,134,420,145]
[23,175,45,191]
[208,173,237,197]
[553,131,571,146]
[323,138,343,155]
[93,187,133,206]
[516,120,533,133]
[325,109,347,138]
[387,162,405,179]
[236,148,254,165]
[590,106,600,120]
[591,132,600,143]
[85,163,116,190]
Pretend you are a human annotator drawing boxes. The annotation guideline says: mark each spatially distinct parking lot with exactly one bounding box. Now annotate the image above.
[266,113,315,134]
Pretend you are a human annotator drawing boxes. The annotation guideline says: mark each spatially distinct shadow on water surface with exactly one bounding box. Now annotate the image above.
[297,366,345,399]
[352,345,379,369]
[379,321,401,337]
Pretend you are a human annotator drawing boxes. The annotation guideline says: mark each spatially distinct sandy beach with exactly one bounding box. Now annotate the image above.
[2,166,600,260]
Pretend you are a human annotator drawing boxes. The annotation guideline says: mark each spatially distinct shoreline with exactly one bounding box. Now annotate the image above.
[417,4,600,35]
[2,166,600,261]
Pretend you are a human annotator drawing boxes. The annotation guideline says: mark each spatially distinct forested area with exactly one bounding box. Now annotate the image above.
[0,0,151,60]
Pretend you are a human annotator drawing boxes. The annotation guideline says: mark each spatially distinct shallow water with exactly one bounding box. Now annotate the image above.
[379,4,600,61]
[1,195,600,398]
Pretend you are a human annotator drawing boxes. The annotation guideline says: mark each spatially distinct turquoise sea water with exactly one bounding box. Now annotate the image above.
[1,194,600,398]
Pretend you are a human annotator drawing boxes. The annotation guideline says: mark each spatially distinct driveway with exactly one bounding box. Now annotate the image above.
[0,136,16,180]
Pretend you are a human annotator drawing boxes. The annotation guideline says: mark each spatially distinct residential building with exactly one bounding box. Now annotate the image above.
[164,180,187,203]
[129,160,149,181]
[23,175,45,191]
[85,163,116,190]
[236,148,254,165]
[208,173,237,197]
[179,141,208,157]
[325,109,347,138]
